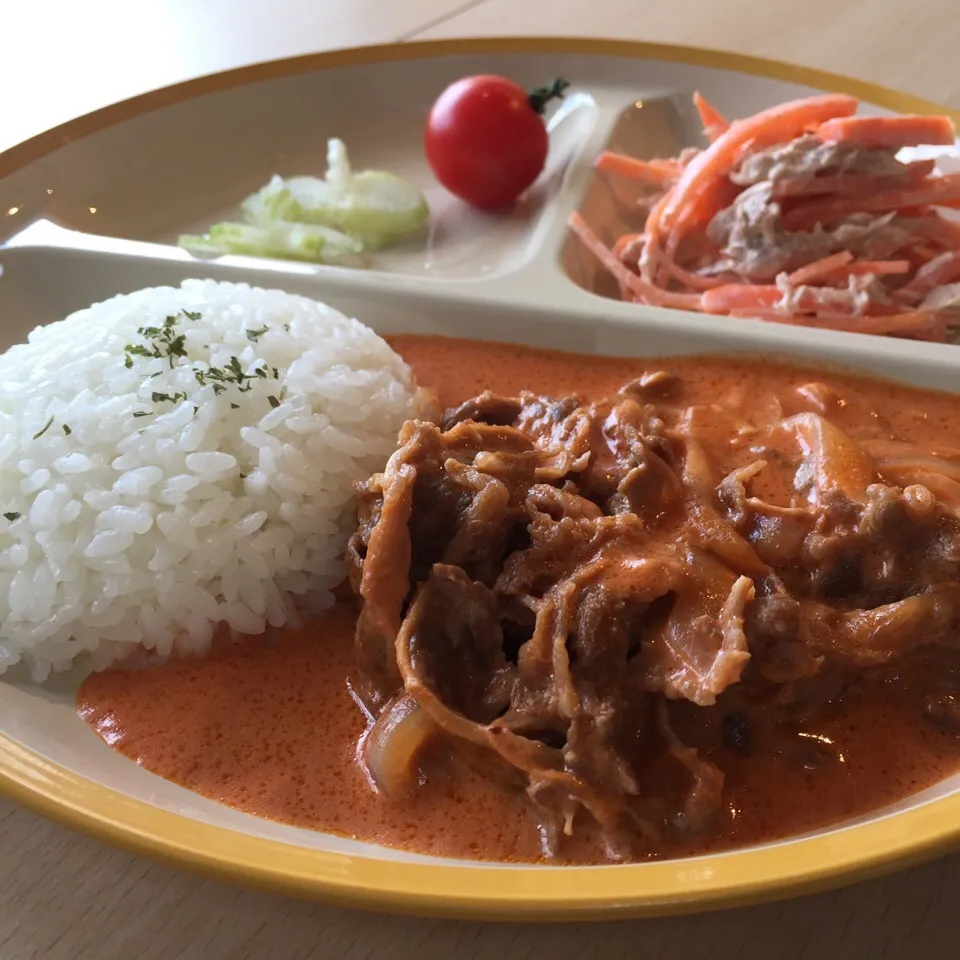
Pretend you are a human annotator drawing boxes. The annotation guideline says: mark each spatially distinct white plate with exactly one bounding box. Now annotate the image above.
[1,38,960,920]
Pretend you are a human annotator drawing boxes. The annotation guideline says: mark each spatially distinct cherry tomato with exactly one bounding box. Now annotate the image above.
[425,75,568,211]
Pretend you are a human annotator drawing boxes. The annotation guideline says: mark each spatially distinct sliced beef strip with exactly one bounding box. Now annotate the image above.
[618,371,679,400]
[397,564,514,725]
[441,391,523,429]
[346,419,537,706]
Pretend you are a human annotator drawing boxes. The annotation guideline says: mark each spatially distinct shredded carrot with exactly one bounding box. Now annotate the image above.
[666,178,740,254]
[660,259,730,291]
[662,94,858,242]
[638,190,674,284]
[838,260,911,277]
[702,282,906,317]
[788,251,853,285]
[909,244,941,264]
[567,212,702,310]
[693,91,729,143]
[701,285,798,314]
[914,215,960,248]
[783,254,909,286]
[784,173,960,231]
[901,251,960,296]
[568,91,960,342]
[594,152,680,187]
[612,232,646,261]
[816,114,957,148]
[801,260,914,284]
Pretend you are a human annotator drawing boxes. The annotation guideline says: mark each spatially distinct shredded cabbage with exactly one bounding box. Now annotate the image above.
[242,139,430,250]
[179,139,429,264]
[178,221,362,264]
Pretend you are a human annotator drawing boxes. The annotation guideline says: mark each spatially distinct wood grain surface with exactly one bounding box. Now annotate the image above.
[2,2,959,957]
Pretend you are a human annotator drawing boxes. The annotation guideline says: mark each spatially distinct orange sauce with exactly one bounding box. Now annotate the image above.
[77,335,960,863]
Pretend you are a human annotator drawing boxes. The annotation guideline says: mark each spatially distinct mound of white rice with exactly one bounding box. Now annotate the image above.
[0,279,423,681]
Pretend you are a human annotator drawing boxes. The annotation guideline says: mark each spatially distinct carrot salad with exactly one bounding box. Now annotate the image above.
[570,93,960,341]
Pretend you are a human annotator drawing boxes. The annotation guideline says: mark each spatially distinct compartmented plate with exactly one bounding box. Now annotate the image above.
[2,38,960,921]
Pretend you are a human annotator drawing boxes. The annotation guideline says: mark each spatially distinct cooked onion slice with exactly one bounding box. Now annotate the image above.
[779,412,877,504]
[875,454,960,486]
[361,693,435,798]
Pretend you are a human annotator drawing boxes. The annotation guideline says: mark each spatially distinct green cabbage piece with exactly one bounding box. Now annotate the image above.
[241,139,429,250]
[178,220,362,263]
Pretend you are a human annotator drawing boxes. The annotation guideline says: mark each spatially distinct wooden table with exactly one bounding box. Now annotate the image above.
[2,2,959,957]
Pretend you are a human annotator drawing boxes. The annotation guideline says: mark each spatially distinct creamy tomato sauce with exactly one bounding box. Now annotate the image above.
[77,335,960,864]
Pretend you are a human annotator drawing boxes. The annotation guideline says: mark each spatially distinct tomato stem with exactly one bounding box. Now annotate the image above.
[528,78,570,116]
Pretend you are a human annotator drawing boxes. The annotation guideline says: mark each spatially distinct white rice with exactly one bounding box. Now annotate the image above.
[0,279,423,681]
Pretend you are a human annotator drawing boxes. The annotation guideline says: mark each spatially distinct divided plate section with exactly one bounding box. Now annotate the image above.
[7,45,957,346]
[3,243,960,860]
[0,56,604,283]
[0,48,914,294]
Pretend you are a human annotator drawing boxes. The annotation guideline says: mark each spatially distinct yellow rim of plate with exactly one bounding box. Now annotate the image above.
[2,37,960,920]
